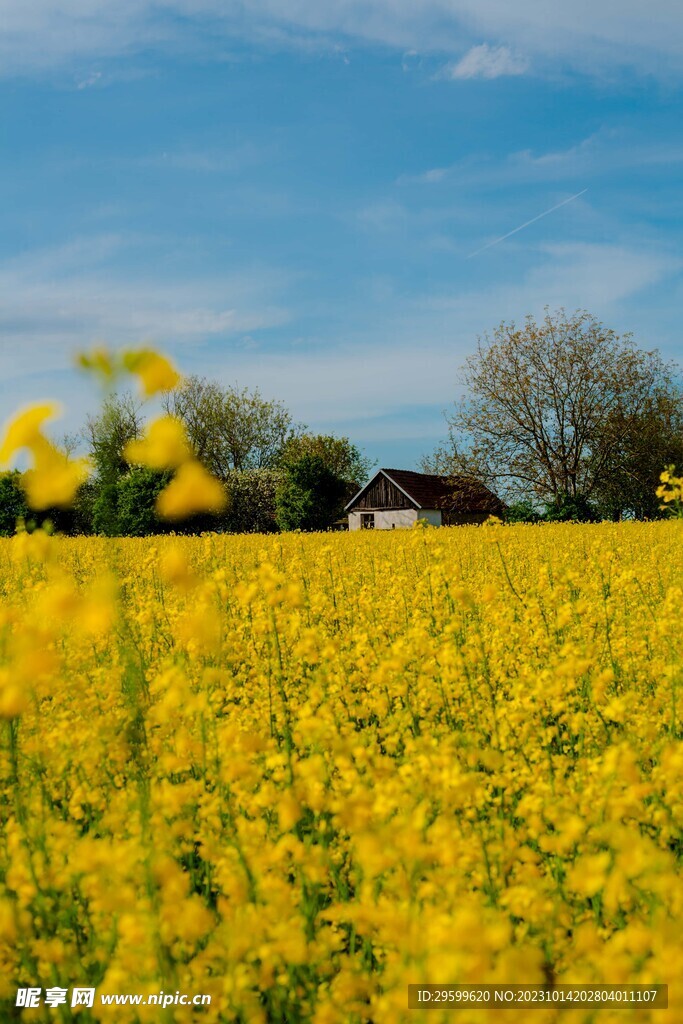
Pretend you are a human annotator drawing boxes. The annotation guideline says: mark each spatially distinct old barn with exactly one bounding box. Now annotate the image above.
[345,468,504,530]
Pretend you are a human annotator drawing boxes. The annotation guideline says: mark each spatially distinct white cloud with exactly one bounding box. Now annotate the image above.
[1,1,683,77]
[520,242,677,309]
[441,44,529,80]
[397,167,449,185]
[77,70,102,89]
[0,233,676,444]
[0,236,292,383]
[399,128,683,194]
[188,241,678,425]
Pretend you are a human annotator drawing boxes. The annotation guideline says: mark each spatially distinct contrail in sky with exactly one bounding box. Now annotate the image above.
[467,188,588,258]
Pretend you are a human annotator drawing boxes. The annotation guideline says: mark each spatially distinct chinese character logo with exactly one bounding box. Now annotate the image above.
[45,987,68,1008]
[71,987,96,1008]
[16,988,42,1008]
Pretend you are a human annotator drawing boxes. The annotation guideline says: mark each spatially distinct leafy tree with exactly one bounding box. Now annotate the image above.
[275,455,347,532]
[164,376,299,476]
[591,387,683,519]
[430,308,682,516]
[280,433,373,491]
[0,471,28,536]
[223,469,281,534]
[115,468,172,537]
[71,481,99,535]
[84,393,143,482]
[91,482,121,537]
[542,494,597,523]
[0,471,98,537]
[83,392,144,535]
[503,499,542,525]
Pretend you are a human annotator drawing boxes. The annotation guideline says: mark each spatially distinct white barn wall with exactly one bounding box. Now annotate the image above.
[348,508,443,530]
[375,509,418,529]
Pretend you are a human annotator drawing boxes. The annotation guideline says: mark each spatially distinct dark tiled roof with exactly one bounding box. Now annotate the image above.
[382,469,504,513]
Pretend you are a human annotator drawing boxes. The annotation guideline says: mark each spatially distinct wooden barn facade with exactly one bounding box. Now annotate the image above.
[345,469,504,530]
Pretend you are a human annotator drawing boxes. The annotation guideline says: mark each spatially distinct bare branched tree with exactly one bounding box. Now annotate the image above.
[426,308,682,516]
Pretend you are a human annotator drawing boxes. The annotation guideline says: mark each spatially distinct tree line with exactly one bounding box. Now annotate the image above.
[0,378,373,537]
[1,307,680,535]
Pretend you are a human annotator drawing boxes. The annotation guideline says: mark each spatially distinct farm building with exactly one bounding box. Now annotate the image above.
[345,468,504,530]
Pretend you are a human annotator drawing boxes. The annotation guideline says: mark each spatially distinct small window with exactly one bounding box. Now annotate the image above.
[360,513,375,530]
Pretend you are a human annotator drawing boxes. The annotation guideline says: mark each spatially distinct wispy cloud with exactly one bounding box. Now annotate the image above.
[0,236,292,383]
[440,44,529,80]
[77,70,102,89]
[132,142,270,174]
[0,233,675,451]
[2,1,683,78]
[146,242,679,425]
[398,128,683,194]
[397,167,450,185]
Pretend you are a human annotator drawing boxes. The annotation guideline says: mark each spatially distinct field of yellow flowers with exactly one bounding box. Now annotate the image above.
[0,519,681,1023]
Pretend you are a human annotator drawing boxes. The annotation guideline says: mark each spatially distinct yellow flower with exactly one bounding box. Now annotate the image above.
[159,545,198,590]
[566,851,612,898]
[122,349,181,396]
[277,792,302,832]
[76,346,118,384]
[0,402,60,465]
[0,668,28,719]
[22,438,90,509]
[124,415,192,469]
[156,460,227,519]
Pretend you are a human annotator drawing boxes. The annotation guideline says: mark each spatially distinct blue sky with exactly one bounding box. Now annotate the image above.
[1,2,682,469]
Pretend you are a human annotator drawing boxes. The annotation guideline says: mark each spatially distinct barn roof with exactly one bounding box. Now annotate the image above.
[345,468,504,514]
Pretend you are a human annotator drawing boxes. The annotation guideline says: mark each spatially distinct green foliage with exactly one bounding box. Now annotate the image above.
[590,389,683,520]
[223,469,281,534]
[85,392,143,484]
[504,500,542,524]
[275,455,347,532]
[542,494,598,523]
[0,471,28,536]
[115,468,172,537]
[92,482,120,537]
[281,434,373,489]
[0,472,100,537]
[165,376,300,475]
[71,481,99,535]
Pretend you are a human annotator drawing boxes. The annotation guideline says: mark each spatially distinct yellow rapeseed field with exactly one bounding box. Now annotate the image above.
[1,520,682,1023]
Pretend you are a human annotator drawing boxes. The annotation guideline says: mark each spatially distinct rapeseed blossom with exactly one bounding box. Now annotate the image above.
[0,402,89,508]
[0,351,680,1023]
[0,522,680,1022]
[155,459,228,519]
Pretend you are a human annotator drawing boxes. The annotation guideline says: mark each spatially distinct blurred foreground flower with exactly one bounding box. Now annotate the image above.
[22,439,90,509]
[78,345,181,397]
[122,349,181,397]
[0,403,61,465]
[0,403,89,509]
[125,416,192,470]
[156,460,227,520]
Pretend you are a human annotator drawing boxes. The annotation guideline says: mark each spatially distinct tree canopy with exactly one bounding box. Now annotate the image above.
[281,433,373,489]
[427,308,683,519]
[164,376,299,477]
[275,455,348,532]
[84,392,143,483]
